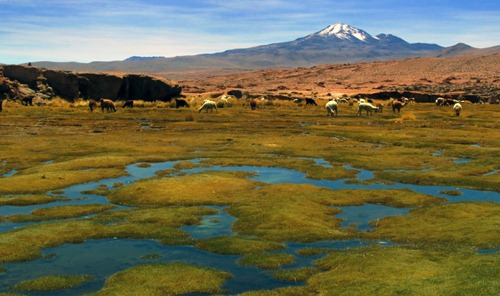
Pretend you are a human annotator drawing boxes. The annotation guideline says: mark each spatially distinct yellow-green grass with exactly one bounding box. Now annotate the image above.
[228,185,444,243]
[0,168,126,195]
[20,156,136,175]
[80,185,111,196]
[237,287,317,296]
[0,101,498,294]
[0,195,68,206]
[271,267,320,282]
[307,246,500,296]
[439,189,463,196]
[195,236,285,255]
[89,262,232,296]
[239,246,499,295]
[13,275,93,291]
[5,204,116,223]
[1,104,498,191]
[366,202,500,248]
[238,252,295,269]
[0,206,214,263]
[108,171,260,206]
[200,156,356,180]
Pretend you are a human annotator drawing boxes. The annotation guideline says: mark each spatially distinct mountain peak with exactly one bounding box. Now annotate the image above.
[314,23,373,42]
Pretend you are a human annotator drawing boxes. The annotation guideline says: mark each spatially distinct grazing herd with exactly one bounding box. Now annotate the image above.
[1,94,477,118]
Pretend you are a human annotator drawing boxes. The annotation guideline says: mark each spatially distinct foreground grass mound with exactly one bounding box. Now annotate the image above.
[90,262,232,296]
[366,202,500,248]
[308,246,500,296]
[108,171,259,206]
[13,275,93,292]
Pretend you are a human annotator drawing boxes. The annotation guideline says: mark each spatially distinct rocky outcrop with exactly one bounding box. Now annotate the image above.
[78,73,123,100]
[1,65,182,102]
[3,65,43,88]
[43,69,81,100]
[119,74,182,101]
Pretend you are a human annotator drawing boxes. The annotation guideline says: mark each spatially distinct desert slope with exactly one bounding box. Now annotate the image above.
[179,53,500,98]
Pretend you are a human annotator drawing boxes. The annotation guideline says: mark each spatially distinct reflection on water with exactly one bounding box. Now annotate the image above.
[335,204,410,231]
[181,206,236,240]
[0,158,498,295]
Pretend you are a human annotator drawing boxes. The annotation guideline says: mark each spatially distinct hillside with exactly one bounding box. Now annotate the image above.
[179,53,500,99]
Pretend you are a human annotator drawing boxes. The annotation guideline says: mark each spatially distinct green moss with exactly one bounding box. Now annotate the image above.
[0,206,215,263]
[0,195,67,206]
[239,252,295,269]
[108,171,260,206]
[89,263,231,296]
[271,267,319,282]
[140,253,162,260]
[0,168,126,194]
[81,184,111,196]
[196,236,285,255]
[308,246,500,296]
[367,202,500,248]
[439,190,463,196]
[13,275,93,291]
[228,185,443,243]
[6,204,116,222]
[297,248,331,256]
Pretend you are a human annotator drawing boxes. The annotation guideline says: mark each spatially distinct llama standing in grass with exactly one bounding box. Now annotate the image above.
[453,103,462,116]
[198,100,217,113]
[325,99,338,117]
[356,102,379,116]
[392,99,407,113]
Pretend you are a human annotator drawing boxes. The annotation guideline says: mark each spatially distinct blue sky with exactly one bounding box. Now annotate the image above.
[0,0,498,64]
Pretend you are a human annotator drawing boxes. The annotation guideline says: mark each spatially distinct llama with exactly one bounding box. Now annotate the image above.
[453,103,462,116]
[122,100,134,108]
[356,102,379,116]
[305,98,317,106]
[89,99,98,112]
[250,99,258,110]
[325,99,338,117]
[392,100,406,113]
[198,100,217,113]
[100,98,116,112]
[175,99,190,108]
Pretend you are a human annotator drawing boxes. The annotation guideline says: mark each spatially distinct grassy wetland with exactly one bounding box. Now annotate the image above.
[0,98,499,295]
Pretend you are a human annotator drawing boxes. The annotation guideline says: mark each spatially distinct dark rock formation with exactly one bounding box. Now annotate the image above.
[78,73,123,100]
[1,65,182,102]
[119,74,182,101]
[42,69,82,101]
[227,89,243,99]
[3,65,42,88]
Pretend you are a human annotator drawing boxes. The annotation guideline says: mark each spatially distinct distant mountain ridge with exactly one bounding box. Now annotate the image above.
[30,23,499,78]
[124,56,166,61]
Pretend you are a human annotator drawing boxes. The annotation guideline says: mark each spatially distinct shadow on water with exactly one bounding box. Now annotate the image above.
[0,158,498,295]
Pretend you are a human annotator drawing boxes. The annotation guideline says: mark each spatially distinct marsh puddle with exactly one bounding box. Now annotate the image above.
[0,158,498,295]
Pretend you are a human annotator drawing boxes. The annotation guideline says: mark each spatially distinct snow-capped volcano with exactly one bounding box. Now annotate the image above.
[313,23,375,42]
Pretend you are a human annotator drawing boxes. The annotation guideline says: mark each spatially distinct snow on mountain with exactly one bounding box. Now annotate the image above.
[310,23,375,42]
